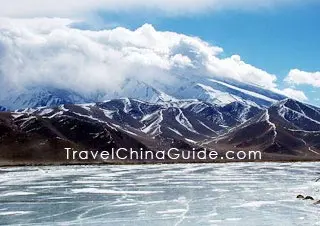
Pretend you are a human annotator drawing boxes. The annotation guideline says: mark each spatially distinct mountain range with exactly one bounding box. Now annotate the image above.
[0,76,319,165]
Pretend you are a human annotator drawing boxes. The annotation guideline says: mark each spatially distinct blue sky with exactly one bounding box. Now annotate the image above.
[90,3,320,105]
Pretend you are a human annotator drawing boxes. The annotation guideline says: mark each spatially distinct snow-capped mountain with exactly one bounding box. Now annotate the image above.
[0,75,286,111]
[102,76,287,108]
[1,70,319,164]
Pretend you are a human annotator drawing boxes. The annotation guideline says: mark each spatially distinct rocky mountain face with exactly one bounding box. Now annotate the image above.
[0,98,319,165]
[204,99,320,158]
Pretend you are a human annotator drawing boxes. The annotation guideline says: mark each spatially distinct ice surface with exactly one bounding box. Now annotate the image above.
[0,163,319,226]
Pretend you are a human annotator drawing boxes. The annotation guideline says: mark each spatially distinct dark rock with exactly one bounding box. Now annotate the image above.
[303,196,314,200]
[296,195,304,199]
[314,200,320,205]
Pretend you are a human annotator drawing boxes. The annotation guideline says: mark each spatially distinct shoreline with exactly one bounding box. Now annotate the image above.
[1,159,320,168]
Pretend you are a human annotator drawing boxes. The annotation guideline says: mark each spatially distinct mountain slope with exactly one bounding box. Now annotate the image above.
[205,99,320,158]
[1,98,319,164]
[14,98,259,142]
[0,109,151,164]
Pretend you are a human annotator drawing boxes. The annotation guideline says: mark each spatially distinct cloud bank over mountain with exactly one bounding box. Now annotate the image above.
[0,0,317,17]
[0,18,307,101]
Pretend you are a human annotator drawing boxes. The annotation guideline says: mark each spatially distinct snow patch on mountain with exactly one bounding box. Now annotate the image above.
[195,83,241,106]
[209,79,277,104]
[175,108,199,134]
[265,109,277,144]
[168,127,183,136]
[141,109,163,136]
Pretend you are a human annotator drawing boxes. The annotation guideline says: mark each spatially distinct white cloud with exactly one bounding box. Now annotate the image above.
[206,54,277,88]
[0,18,307,103]
[285,69,320,87]
[0,0,317,17]
[278,88,308,101]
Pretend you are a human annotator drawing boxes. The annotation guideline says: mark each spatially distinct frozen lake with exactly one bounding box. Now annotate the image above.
[0,163,319,225]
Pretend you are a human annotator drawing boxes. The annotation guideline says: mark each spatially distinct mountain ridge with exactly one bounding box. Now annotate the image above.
[0,97,319,165]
